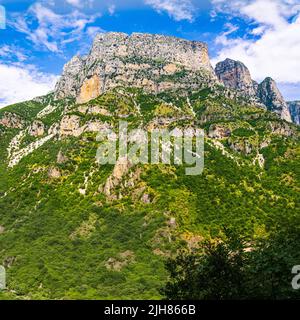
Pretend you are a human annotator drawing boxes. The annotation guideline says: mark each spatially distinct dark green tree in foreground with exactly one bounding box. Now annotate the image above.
[162,224,300,300]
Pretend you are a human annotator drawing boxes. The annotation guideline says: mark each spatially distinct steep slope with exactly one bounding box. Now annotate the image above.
[215,58,257,96]
[0,86,299,300]
[288,101,300,125]
[55,32,217,104]
[257,77,292,122]
[215,59,292,123]
[0,33,299,300]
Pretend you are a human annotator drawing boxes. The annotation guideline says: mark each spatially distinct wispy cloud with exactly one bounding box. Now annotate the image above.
[145,0,196,22]
[0,44,28,62]
[9,2,101,53]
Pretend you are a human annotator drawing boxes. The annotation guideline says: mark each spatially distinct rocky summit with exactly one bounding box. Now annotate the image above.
[257,77,292,122]
[55,33,294,124]
[215,58,257,97]
[215,59,292,122]
[0,32,299,300]
[55,32,216,104]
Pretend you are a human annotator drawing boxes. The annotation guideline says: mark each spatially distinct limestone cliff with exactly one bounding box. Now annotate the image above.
[55,32,217,103]
[257,77,292,122]
[215,58,257,96]
[215,59,292,122]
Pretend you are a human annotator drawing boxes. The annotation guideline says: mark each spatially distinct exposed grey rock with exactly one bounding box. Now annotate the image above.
[54,32,217,103]
[287,101,300,125]
[55,55,85,100]
[268,121,294,136]
[101,157,132,197]
[59,115,82,136]
[216,59,292,122]
[257,77,292,122]
[215,58,257,96]
[141,193,151,204]
[228,139,253,155]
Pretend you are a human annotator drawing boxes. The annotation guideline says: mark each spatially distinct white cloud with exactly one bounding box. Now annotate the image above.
[0,45,28,62]
[66,0,82,7]
[65,0,95,8]
[0,63,58,108]
[145,0,196,22]
[212,0,300,86]
[10,2,101,53]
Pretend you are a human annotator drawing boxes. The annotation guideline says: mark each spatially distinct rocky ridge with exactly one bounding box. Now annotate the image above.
[215,59,292,122]
[55,32,217,104]
[54,33,296,124]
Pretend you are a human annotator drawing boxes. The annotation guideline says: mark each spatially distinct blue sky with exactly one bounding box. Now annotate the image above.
[0,0,299,107]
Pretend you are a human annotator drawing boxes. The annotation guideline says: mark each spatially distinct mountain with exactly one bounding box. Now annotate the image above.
[257,77,292,122]
[215,58,292,123]
[0,32,299,300]
[55,32,216,103]
[215,58,257,97]
[288,101,300,125]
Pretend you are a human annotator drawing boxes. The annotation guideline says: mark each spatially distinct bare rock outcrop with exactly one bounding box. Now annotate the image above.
[28,120,45,137]
[215,58,257,96]
[48,167,61,179]
[59,115,83,137]
[257,77,292,122]
[55,32,217,104]
[0,112,24,129]
[101,157,133,197]
[57,150,69,164]
[208,124,231,139]
[216,59,292,122]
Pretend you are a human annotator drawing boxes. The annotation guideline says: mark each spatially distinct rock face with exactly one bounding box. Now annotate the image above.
[59,115,83,137]
[0,112,24,129]
[208,124,231,139]
[55,32,216,103]
[77,75,102,104]
[55,55,85,100]
[57,150,69,164]
[215,59,292,122]
[215,58,256,96]
[257,77,291,122]
[287,101,300,125]
[28,120,45,137]
[102,157,132,197]
[54,33,294,123]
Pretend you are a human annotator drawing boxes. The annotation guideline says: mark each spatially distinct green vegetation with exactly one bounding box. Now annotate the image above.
[162,224,300,300]
[0,87,299,300]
